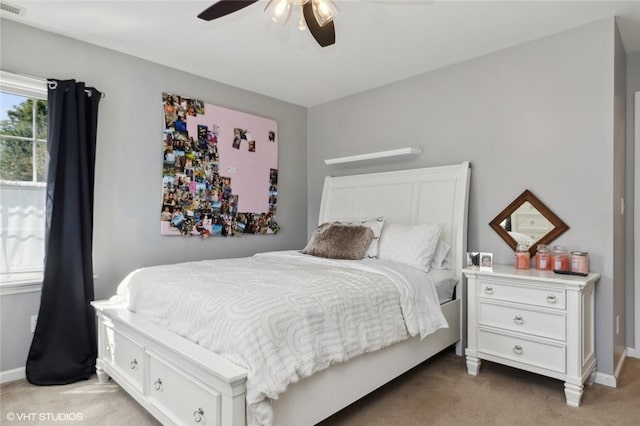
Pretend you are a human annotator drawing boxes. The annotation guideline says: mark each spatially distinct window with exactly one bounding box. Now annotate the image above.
[0,71,48,280]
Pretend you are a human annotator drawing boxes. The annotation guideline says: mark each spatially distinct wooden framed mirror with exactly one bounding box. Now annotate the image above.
[489,190,569,256]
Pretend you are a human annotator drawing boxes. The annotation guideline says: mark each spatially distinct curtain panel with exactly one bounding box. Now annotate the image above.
[26,79,101,385]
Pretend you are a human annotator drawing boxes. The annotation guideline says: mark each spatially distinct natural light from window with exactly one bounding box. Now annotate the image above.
[0,71,47,282]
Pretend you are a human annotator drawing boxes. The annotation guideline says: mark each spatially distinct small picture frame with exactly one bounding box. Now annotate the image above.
[479,252,493,271]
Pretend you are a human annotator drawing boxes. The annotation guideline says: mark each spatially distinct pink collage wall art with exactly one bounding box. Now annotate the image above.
[160,92,279,237]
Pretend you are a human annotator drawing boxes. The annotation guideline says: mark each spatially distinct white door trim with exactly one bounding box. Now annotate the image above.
[635,91,640,357]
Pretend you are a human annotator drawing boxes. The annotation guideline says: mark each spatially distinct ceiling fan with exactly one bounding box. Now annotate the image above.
[197,0,337,47]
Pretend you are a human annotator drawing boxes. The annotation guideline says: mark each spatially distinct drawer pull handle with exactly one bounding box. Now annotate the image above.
[484,286,494,295]
[193,407,204,423]
[513,345,524,355]
[130,359,138,370]
[105,345,111,352]
[546,294,557,303]
[154,379,163,391]
[513,315,524,325]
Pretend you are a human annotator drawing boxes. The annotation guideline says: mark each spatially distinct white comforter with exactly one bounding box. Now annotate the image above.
[113,251,448,425]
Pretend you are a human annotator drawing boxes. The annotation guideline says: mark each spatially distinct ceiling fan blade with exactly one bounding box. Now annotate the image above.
[303,2,335,47]
[197,1,259,21]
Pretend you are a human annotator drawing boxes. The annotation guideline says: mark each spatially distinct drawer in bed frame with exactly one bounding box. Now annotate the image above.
[92,297,462,426]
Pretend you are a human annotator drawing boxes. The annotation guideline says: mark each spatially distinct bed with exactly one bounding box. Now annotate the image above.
[91,161,471,426]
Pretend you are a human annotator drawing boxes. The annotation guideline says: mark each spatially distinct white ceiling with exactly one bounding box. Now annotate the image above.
[3,1,640,107]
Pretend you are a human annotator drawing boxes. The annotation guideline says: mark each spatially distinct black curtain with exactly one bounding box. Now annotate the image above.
[26,79,102,385]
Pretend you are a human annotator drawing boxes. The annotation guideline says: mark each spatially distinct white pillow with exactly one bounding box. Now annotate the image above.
[336,217,385,259]
[378,223,444,272]
[431,240,451,269]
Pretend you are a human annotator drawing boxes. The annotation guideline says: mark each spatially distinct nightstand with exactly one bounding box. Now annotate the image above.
[463,265,599,407]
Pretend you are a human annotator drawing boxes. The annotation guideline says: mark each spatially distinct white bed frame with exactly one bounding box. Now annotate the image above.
[92,161,471,426]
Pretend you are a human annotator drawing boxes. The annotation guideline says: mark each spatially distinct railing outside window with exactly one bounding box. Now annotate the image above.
[0,71,47,278]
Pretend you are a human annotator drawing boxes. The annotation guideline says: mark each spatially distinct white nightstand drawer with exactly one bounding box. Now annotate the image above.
[477,329,566,374]
[479,280,565,310]
[478,301,566,341]
[148,352,221,426]
[103,326,144,392]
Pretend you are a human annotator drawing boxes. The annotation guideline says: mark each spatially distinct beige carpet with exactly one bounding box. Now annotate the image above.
[2,349,639,425]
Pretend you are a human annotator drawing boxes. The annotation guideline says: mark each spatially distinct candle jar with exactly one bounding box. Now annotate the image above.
[571,251,589,274]
[535,244,551,270]
[515,244,531,270]
[551,245,570,271]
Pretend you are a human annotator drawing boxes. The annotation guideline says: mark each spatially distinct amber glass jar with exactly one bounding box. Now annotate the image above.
[571,251,589,274]
[515,243,531,269]
[551,245,570,271]
[535,244,551,270]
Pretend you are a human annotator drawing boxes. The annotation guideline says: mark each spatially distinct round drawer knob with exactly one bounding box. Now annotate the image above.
[484,286,494,295]
[130,359,138,370]
[513,345,524,355]
[154,379,163,391]
[513,315,524,325]
[193,407,204,423]
[546,294,557,303]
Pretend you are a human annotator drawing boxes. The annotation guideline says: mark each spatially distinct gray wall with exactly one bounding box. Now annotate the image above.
[308,19,622,374]
[1,17,635,378]
[0,291,41,371]
[0,19,308,372]
[625,50,640,349]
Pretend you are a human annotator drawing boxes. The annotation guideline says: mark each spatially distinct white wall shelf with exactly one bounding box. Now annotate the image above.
[324,147,422,166]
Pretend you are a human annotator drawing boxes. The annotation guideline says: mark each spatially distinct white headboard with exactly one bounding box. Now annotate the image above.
[318,162,471,280]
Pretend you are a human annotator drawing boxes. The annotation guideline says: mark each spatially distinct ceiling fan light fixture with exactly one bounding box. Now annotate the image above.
[268,0,292,24]
[312,0,337,27]
[246,0,335,47]
[198,0,335,47]
[298,5,307,31]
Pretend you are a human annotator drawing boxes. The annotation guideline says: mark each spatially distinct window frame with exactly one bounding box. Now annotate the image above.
[0,70,48,183]
[0,70,47,289]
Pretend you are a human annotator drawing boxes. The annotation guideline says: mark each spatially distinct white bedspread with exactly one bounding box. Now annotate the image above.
[113,251,448,425]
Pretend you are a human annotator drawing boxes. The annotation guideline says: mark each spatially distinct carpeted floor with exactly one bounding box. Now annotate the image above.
[2,348,639,425]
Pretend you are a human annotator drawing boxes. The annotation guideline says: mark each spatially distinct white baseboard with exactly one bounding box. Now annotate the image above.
[614,348,627,379]
[0,367,25,384]
[626,347,638,358]
[594,348,628,388]
[594,371,617,387]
